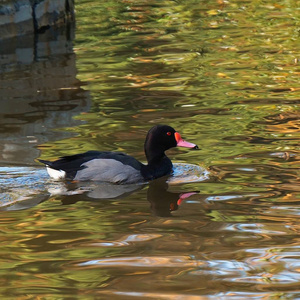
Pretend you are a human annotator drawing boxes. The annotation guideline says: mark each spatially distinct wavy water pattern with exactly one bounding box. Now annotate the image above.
[0,0,299,299]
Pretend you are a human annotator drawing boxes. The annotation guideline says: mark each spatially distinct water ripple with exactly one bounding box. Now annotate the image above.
[78,255,204,268]
[89,233,162,247]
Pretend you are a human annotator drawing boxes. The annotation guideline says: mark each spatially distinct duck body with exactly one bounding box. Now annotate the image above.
[39,125,198,184]
[39,151,145,183]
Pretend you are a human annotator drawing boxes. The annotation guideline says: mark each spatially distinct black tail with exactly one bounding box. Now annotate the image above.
[37,159,51,166]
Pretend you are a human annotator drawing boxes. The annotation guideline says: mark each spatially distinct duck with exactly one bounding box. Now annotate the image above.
[38,125,198,184]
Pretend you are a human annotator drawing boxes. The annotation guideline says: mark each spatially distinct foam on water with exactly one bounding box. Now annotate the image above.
[168,163,210,184]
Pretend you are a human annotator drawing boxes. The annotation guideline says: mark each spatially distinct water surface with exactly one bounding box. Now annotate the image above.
[0,0,299,299]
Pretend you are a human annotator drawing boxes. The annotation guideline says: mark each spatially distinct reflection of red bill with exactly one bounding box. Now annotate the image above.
[177,192,198,206]
[175,132,199,149]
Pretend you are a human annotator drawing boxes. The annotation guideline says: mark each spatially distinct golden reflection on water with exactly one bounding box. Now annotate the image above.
[0,0,299,298]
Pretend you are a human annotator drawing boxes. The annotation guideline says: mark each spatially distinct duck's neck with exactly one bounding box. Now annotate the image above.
[145,144,165,165]
[142,146,173,181]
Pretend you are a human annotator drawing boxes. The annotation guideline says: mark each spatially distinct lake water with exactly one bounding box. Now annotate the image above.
[0,0,299,298]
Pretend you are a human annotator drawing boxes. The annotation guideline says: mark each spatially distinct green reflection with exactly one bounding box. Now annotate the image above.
[6,1,298,298]
[39,0,299,167]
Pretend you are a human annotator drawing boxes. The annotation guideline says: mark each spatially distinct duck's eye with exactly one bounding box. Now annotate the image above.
[166,132,172,136]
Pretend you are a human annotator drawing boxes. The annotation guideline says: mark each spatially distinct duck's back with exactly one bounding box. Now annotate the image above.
[40,151,144,184]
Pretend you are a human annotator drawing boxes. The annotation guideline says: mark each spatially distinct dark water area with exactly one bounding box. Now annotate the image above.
[0,0,299,299]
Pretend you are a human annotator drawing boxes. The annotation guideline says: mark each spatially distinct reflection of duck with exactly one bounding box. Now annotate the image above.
[38,125,198,184]
[52,178,198,217]
[49,181,143,201]
[147,178,198,217]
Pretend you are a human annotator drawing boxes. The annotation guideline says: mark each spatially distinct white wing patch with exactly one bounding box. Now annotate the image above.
[74,159,143,183]
[46,166,66,180]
